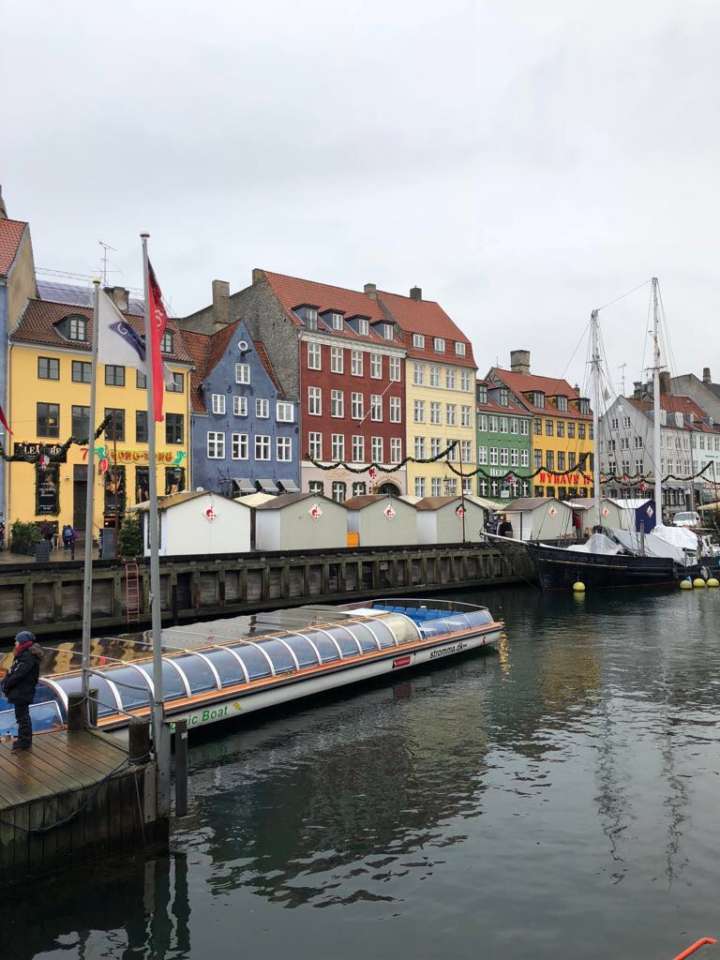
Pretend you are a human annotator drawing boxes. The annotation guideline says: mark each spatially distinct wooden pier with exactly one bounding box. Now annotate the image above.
[0,541,531,642]
[0,728,167,888]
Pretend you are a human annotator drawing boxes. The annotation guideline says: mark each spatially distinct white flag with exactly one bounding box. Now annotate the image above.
[96,290,148,372]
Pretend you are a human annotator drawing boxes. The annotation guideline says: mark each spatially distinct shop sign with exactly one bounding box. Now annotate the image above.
[14,442,66,462]
[104,449,186,465]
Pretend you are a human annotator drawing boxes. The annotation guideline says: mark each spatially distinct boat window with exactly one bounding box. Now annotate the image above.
[102,666,152,709]
[304,630,341,662]
[204,647,250,687]
[326,626,362,657]
[29,701,64,732]
[280,634,320,669]
[230,643,273,680]
[171,655,218,694]
[57,673,120,718]
[348,622,380,652]
[257,639,296,674]
[368,619,396,648]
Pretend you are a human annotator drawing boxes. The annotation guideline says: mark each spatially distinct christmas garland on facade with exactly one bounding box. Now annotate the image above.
[307,441,460,474]
[600,461,714,485]
[445,453,591,482]
[0,415,112,465]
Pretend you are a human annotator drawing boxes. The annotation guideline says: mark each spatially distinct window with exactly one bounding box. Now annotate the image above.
[331,312,344,331]
[460,405,472,428]
[165,467,185,496]
[276,401,294,422]
[446,404,456,426]
[207,432,225,458]
[103,408,125,441]
[357,318,369,336]
[431,477,442,497]
[557,451,566,470]
[488,415,498,432]
[579,399,590,415]
[389,396,401,422]
[578,423,586,439]
[390,438,402,463]
[331,481,346,502]
[370,395,382,421]
[308,480,324,495]
[276,437,292,461]
[68,316,87,341]
[72,360,92,383]
[556,420,565,438]
[444,478,457,496]
[533,392,545,408]
[433,337,445,353]
[305,307,318,329]
[414,399,425,423]
[352,482,367,497]
[255,435,271,460]
[510,448,519,467]
[509,417,518,434]
[351,392,364,420]
[233,396,248,416]
[166,372,183,393]
[232,433,249,460]
[478,446,488,465]
[521,450,529,467]
[545,420,553,436]
[136,370,147,389]
[622,416,631,429]
[446,369,456,389]
[105,365,125,387]
[546,450,554,470]
[331,434,345,461]
[308,386,322,416]
[476,383,488,403]
[567,421,575,439]
[165,413,184,444]
[478,414,487,431]
[160,331,174,354]
[534,449,542,469]
[413,363,424,385]
[72,405,90,440]
[414,436,426,459]
[455,342,466,356]
[500,448,509,466]
[370,353,382,378]
[371,437,383,463]
[414,477,426,497]
[521,419,530,436]
[489,447,498,465]
[431,437,442,458]
[429,366,440,387]
[461,440,472,463]
[307,342,321,370]
[461,370,470,392]
[430,401,441,425]
[38,357,59,380]
[352,435,365,462]
[389,357,401,381]
[135,466,150,503]
[569,451,577,468]
[330,346,344,374]
[256,398,270,418]
[309,432,322,459]
[413,333,425,349]
[534,419,541,436]
[135,410,148,443]
[211,394,226,415]
[382,323,394,340]
[351,350,363,376]
[331,390,344,418]
[499,417,508,433]
[235,363,250,384]
[557,396,568,412]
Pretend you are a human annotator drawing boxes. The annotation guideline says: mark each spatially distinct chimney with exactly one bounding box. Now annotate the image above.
[409,286,422,301]
[212,279,230,328]
[633,381,642,399]
[0,185,6,220]
[107,286,129,312]
[510,349,530,375]
[251,268,265,285]
[364,282,377,300]
[659,371,671,395]
[703,366,712,385]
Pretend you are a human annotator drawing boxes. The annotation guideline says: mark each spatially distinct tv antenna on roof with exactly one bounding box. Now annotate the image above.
[618,362,627,396]
[98,240,117,286]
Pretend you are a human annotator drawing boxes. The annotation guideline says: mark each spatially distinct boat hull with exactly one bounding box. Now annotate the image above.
[526,542,678,591]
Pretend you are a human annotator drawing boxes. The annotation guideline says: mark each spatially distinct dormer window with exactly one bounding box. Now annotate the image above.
[382,323,394,341]
[557,396,568,412]
[433,337,445,353]
[578,398,590,415]
[161,331,174,354]
[455,342,466,356]
[499,388,509,406]
[67,315,88,342]
[533,391,545,408]
[357,318,369,336]
[304,307,318,330]
[331,312,344,331]
[413,333,425,348]
[476,383,488,404]
[675,412,684,428]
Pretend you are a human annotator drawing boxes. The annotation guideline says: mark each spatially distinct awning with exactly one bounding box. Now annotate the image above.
[233,478,255,494]
[278,478,300,493]
[256,478,279,494]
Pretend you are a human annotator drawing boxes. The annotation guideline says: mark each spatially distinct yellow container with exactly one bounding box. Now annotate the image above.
[346,531,360,548]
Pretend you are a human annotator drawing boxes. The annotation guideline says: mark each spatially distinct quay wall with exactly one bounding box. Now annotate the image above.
[0,542,531,642]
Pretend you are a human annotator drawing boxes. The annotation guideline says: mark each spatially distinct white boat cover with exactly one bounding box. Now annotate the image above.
[566,532,623,555]
[610,524,698,565]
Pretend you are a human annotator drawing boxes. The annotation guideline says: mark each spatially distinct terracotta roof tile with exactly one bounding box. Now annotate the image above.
[629,394,720,433]
[344,494,406,510]
[183,330,212,413]
[0,219,28,276]
[377,290,476,367]
[491,367,592,420]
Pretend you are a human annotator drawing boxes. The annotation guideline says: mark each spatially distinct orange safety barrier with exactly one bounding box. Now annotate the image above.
[673,938,717,960]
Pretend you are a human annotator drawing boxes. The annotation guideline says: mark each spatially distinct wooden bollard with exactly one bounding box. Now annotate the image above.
[174,719,188,818]
[67,692,84,731]
[128,718,151,765]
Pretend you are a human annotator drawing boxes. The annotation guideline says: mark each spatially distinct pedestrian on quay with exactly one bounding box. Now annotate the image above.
[62,523,77,559]
[1,630,43,751]
[498,514,514,538]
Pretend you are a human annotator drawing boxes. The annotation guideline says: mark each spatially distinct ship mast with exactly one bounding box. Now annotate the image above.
[651,277,663,524]
[590,309,601,528]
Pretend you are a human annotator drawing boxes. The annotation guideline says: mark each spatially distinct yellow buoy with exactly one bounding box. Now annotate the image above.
[707,577,720,588]
[572,581,586,593]
[693,577,707,588]
[679,579,693,590]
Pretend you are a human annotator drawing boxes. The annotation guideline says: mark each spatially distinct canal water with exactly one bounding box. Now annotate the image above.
[5,585,720,960]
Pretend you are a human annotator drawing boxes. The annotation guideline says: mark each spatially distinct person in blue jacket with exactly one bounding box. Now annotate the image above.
[1,630,43,751]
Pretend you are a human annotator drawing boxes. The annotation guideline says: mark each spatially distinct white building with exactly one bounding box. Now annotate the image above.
[137,491,253,557]
[415,496,488,544]
[502,497,573,541]
[344,495,418,547]
[254,493,347,551]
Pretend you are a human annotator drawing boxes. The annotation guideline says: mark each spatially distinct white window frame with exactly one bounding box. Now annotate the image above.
[331,389,344,418]
[461,369,470,391]
[235,363,250,384]
[414,399,425,423]
[330,346,344,374]
[351,350,363,376]
[414,436,426,459]
[256,398,269,419]
[433,337,445,353]
[455,342,466,356]
[390,437,402,463]
[446,369,456,389]
[276,436,292,462]
[357,318,369,336]
[254,435,271,461]
[309,432,322,460]
[331,312,344,331]
[446,404,456,426]
[389,357,401,381]
[370,394,382,421]
[351,392,364,420]
[461,405,471,427]
[389,396,401,423]
[370,353,382,379]
[307,342,322,370]
[429,366,440,387]
[412,333,425,349]
[276,401,294,423]
[351,435,364,462]
[331,433,345,461]
[207,431,225,459]
[308,386,322,416]
[371,436,383,463]
[414,477,426,497]
[233,396,248,417]
[211,394,226,415]
[231,433,248,460]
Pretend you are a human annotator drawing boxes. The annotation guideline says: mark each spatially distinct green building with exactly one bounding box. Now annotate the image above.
[476,379,532,498]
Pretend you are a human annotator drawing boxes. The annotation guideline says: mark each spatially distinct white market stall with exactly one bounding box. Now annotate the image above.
[344,495,418,547]
[136,491,253,557]
[253,493,347,551]
[502,497,573,541]
[415,496,488,544]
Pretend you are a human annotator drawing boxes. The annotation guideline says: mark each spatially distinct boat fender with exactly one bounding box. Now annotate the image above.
[679,579,693,590]
[693,578,707,589]
[572,581,586,593]
[707,578,720,588]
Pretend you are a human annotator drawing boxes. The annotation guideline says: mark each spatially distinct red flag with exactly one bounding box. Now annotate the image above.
[0,405,12,436]
[148,260,169,422]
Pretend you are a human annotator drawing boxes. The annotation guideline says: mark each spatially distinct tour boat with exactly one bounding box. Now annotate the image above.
[0,599,504,738]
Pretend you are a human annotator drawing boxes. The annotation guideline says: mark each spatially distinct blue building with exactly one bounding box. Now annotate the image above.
[186,318,300,496]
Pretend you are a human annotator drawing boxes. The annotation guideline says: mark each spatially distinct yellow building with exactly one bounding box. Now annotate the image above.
[489,351,594,499]
[376,289,477,498]
[7,289,193,540]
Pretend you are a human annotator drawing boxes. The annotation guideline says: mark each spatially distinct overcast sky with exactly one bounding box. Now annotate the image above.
[3,0,719,397]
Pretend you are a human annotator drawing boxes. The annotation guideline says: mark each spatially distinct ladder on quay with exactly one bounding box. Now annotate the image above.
[124,560,141,623]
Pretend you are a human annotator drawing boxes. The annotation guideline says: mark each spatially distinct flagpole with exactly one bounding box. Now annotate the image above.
[141,232,170,815]
[80,279,101,715]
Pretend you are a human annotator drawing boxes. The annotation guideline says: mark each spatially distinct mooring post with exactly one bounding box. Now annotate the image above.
[174,719,188,817]
[88,687,98,727]
[67,692,84,731]
[128,717,152,765]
